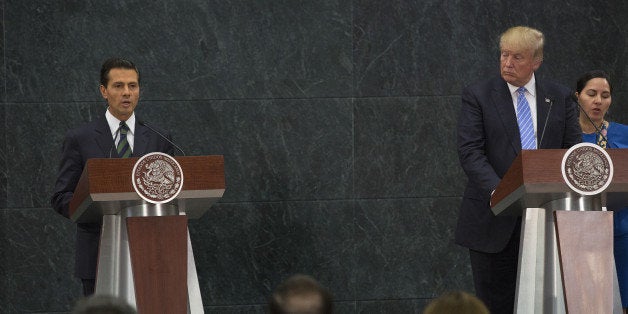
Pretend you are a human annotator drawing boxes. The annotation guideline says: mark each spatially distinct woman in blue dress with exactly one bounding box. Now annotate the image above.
[575,69,628,313]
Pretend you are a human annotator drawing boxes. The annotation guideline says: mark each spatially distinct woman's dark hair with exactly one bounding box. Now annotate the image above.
[575,70,612,94]
[100,57,140,87]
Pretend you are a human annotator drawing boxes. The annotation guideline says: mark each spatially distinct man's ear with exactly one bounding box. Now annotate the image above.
[533,59,542,71]
[99,85,107,100]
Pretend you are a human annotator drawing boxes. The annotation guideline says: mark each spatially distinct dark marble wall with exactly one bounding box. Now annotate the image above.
[1,0,627,313]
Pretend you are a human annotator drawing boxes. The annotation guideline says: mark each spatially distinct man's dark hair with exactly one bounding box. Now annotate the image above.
[100,57,140,87]
[268,274,333,314]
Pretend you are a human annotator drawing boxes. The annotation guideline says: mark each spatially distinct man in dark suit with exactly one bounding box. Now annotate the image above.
[51,57,174,296]
[456,26,581,314]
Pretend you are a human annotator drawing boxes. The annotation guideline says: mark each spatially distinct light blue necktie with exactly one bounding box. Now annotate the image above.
[516,87,536,150]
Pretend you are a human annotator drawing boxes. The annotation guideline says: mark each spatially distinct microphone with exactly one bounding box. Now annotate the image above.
[538,97,553,149]
[575,97,609,145]
[137,120,186,156]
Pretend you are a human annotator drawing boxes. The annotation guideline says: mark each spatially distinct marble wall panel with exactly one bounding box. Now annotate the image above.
[0,0,4,208]
[535,3,628,92]
[608,92,628,125]
[353,0,499,97]
[205,305,265,314]
[189,200,355,305]
[354,96,465,199]
[5,103,103,208]
[140,99,354,203]
[1,208,78,313]
[1,104,6,209]
[353,0,628,99]
[0,0,4,103]
[0,210,6,314]
[5,0,352,103]
[191,198,466,307]
[356,299,430,314]
[353,197,472,300]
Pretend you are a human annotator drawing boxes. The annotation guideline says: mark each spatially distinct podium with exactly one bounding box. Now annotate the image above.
[491,149,626,313]
[69,156,225,314]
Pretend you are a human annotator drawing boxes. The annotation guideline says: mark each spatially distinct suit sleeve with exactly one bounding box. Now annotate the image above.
[457,86,501,193]
[561,92,583,148]
[50,130,84,218]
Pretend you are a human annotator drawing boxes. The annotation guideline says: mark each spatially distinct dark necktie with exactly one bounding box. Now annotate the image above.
[117,122,132,158]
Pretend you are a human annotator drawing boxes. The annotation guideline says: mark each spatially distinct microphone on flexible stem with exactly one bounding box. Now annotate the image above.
[575,98,609,145]
[538,97,553,149]
[137,120,186,156]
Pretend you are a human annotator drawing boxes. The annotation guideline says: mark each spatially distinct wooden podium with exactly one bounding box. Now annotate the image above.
[491,149,625,314]
[69,156,225,314]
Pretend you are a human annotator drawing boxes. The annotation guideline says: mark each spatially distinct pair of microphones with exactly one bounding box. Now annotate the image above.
[108,120,186,158]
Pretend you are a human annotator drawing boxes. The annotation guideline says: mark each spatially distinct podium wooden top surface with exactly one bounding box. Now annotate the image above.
[69,155,225,223]
[491,149,628,216]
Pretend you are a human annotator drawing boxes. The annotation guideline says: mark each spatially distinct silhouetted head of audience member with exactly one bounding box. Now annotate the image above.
[268,274,333,314]
[72,294,137,314]
[423,291,489,314]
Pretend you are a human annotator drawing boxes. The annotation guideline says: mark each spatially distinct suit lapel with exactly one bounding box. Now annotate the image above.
[94,117,116,157]
[491,80,521,153]
[133,123,149,157]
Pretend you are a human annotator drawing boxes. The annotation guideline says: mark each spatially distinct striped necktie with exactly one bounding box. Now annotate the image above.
[516,87,536,149]
[117,121,132,158]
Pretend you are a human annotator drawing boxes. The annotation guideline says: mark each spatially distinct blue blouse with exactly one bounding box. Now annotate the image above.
[582,122,628,148]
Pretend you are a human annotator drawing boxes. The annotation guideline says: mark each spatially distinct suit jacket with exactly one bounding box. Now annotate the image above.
[455,76,581,253]
[51,116,175,278]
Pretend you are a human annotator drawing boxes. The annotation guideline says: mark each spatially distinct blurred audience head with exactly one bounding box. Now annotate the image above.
[423,291,489,314]
[268,274,333,314]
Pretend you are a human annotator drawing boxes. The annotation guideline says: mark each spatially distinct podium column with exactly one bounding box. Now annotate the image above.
[95,204,203,314]
[513,197,621,314]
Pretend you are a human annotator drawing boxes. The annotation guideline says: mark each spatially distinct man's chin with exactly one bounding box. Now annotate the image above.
[501,74,514,81]
[502,76,522,86]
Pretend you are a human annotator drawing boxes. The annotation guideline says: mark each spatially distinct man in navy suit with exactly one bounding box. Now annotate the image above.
[51,58,174,296]
[456,26,581,313]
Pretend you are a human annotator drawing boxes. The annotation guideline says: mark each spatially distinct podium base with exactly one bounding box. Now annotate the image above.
[514,197,622,314]
[94,204,204,314]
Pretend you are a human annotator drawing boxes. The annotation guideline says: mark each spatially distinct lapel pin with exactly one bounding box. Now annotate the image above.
[545,98,550,103]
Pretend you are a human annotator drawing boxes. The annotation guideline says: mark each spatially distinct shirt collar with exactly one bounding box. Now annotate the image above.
[507,73,536,97]
[105,109,135,136]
